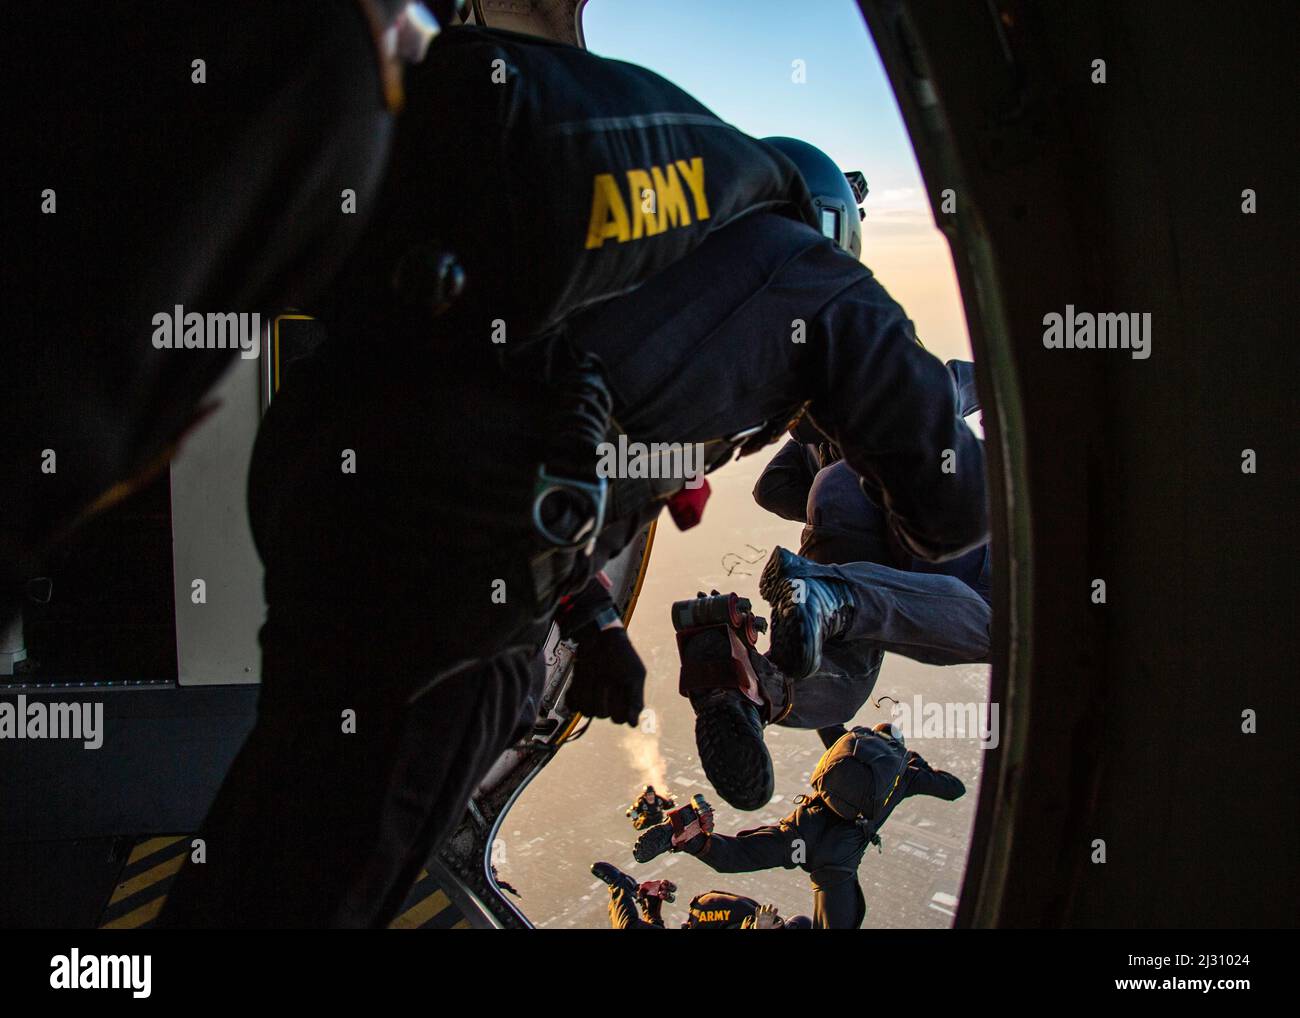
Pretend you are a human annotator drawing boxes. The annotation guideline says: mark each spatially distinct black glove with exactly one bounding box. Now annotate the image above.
[566,624,646,727]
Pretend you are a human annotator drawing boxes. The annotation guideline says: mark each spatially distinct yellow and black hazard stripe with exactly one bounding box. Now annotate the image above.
[98,836,472,929]
[388,870,471,930]
[99,836,189,929]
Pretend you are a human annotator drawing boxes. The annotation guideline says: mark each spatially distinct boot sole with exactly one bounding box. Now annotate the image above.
[633,822,675,864]
[761,548,819,680]
[693,692,774,811]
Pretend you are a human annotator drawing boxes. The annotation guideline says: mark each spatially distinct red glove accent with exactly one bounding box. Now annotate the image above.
[667,477,711,530]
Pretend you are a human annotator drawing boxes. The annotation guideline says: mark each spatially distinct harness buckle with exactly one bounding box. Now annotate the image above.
[531,467,607,554]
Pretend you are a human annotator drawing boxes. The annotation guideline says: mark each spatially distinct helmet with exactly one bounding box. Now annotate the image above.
[782,914,813,930]
[872,720,905,750]
[763,137,865,259]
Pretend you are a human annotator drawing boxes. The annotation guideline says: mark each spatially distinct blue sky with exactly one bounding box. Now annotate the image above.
[580,0,972,360]
[581,0,924,219]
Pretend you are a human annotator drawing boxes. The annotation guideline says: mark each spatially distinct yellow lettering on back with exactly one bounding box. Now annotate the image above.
[676,157,710,222]
[652,164,693,232]
[586,173,631,249]
[625,169,661,240]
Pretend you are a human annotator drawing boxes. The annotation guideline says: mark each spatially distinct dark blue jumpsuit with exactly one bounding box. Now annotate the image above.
[573,213,988,574]
[683,754,965,929]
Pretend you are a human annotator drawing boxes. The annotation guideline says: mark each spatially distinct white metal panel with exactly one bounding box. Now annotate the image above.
[170,357,265,685]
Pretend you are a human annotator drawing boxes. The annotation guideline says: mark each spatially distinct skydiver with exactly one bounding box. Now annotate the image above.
[634,724,966,929]
[626,785,676,830]
[590,862,808,930]
[591,862,675,929]
[684,362,992,808]
[555,136,988,725]
[161,126,985,927]
[5,2,458,622]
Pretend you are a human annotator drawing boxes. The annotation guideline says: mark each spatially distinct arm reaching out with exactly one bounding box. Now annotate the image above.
[903,751,967,801]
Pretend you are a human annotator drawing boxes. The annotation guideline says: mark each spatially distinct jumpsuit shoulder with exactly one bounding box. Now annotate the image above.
[903,755,967,801]
[734,212,878,322]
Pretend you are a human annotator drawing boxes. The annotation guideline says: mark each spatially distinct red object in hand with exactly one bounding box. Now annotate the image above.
[638,879,677,903]
[668,795,715,848]
[667,477,711,530]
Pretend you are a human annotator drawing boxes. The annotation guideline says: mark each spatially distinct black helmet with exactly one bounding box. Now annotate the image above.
[763,137,865,259]
[872,720,906,750]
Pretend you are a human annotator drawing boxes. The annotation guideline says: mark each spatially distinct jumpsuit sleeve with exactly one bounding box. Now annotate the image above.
[556,576,617,639]
[817,724,849,749]
[690,820,800,874]
[809,272,988,562]
[946,360,981,418]
[752,439,817,522]
[902,752,967,801]
[607,886,659,930]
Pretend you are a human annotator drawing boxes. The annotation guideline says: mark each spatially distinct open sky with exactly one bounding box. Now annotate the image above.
[581,0,972,361]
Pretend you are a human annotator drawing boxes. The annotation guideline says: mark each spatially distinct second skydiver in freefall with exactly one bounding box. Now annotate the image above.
[682,362,992,808]
[634,723,966,929]
[626,786,676,830]
[161,28,987,928]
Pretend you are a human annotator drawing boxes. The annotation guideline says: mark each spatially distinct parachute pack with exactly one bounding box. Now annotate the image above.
[810,727,910,840]
[356,25,819,338]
